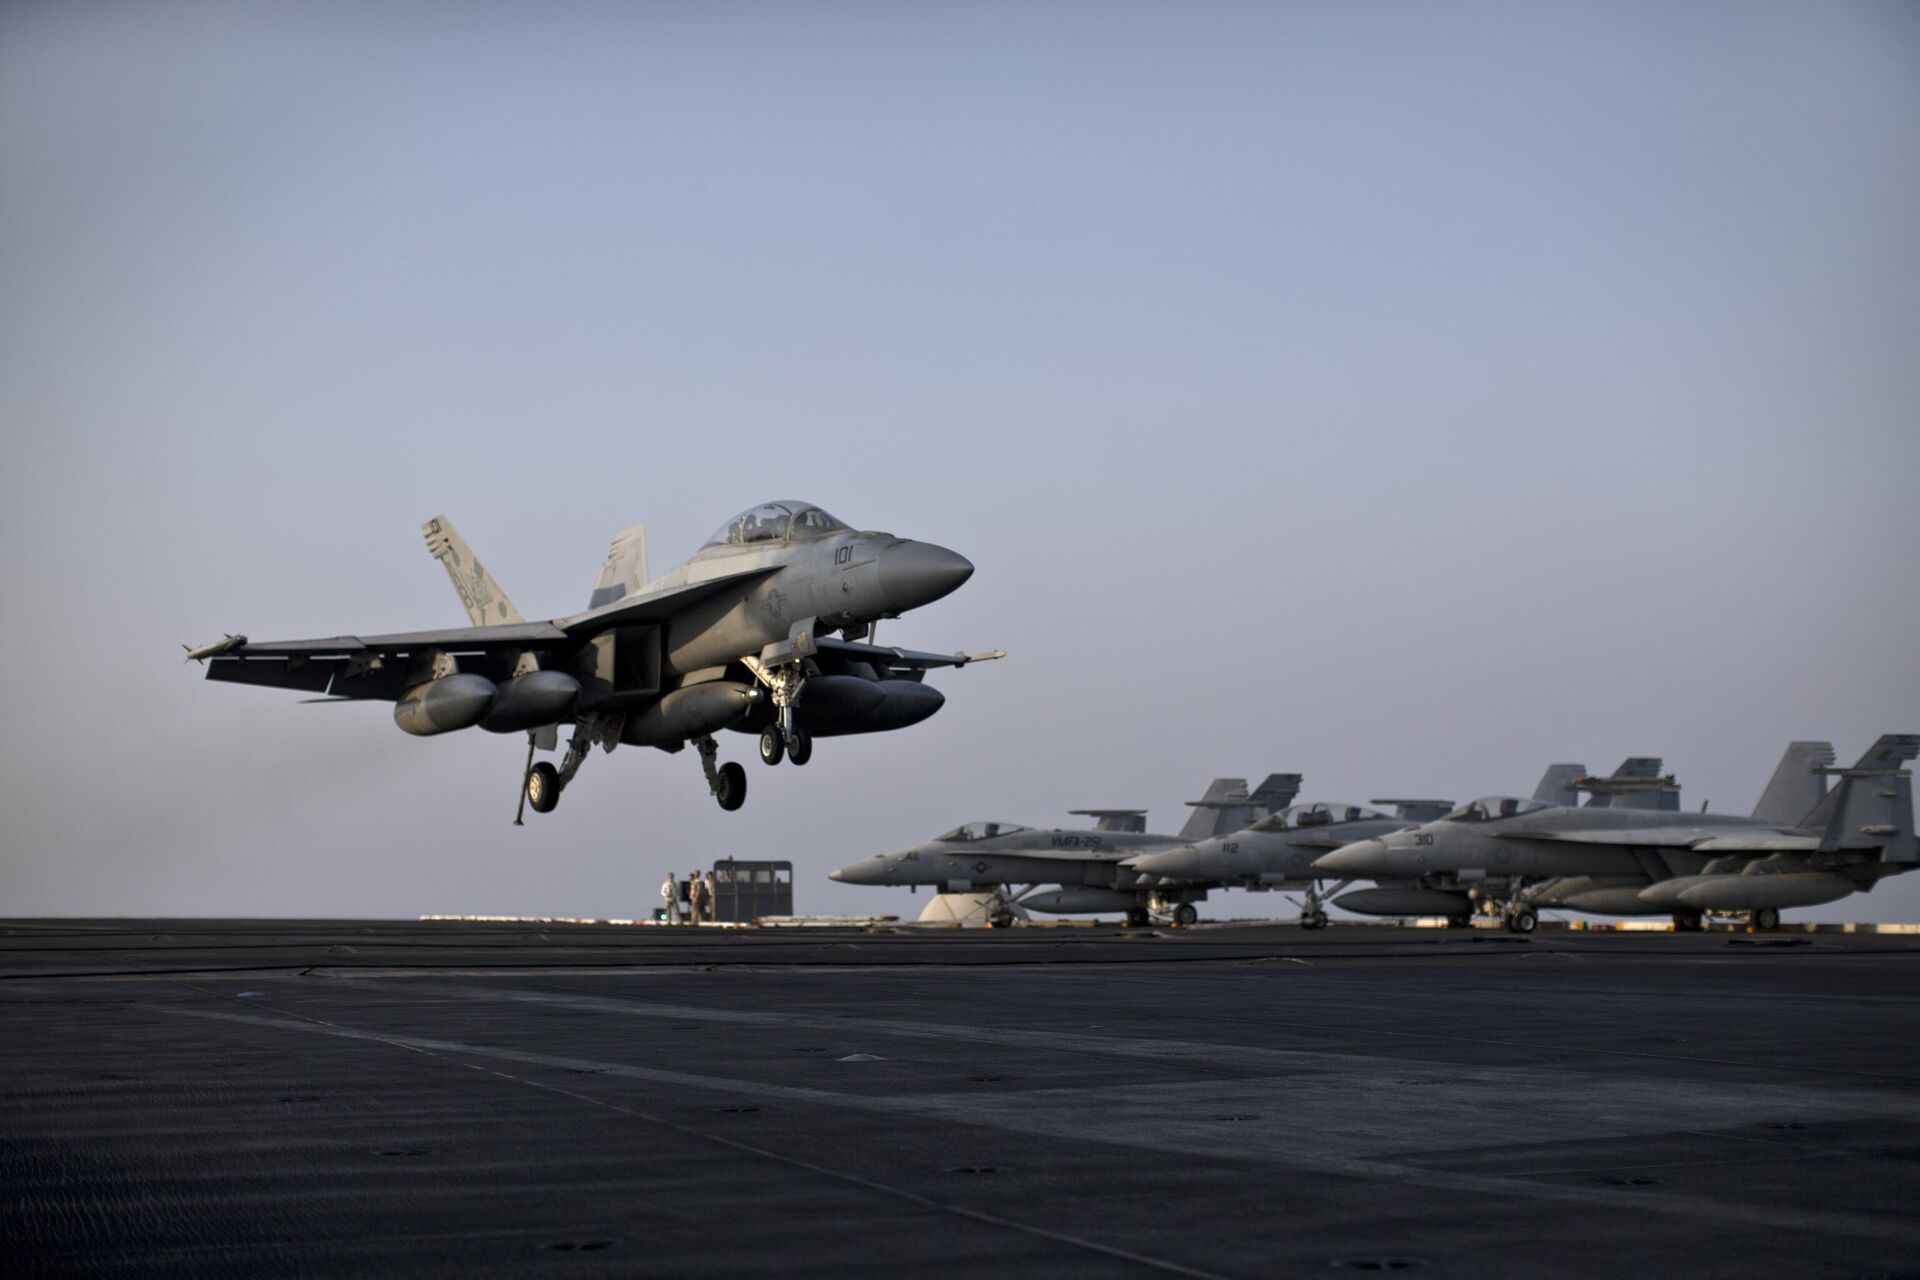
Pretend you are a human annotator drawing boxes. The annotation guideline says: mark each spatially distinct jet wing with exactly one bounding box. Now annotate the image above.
[196,568,784,699]
[1493,825,1814,851]
[816,637,1005,672]
[553,565,779,634]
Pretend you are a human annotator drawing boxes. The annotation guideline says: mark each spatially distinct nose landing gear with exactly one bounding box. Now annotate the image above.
[752,660,817,769]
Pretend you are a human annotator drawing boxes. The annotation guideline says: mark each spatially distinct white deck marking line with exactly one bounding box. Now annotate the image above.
[165,1004,1920,1248]
[162,1002,1237,1280]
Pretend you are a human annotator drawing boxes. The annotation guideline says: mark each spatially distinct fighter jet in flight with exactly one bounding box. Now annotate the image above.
[188,502,1000,817]
[1314,737,1917,930]
[829,776,1300,926]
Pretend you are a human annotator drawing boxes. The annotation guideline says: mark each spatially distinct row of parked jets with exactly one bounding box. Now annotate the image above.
[829,737,1919,931]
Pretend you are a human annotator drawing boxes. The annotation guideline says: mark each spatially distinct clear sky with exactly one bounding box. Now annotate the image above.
[3,1,1915,923]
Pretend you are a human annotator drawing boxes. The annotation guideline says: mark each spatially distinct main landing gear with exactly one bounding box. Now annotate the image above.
[1171,903,1199,928]
[1751,906,1781,932]
[698,736,747,812]
[1504,905,1538,934]
[518,720,605,821]
[515,718,755,819]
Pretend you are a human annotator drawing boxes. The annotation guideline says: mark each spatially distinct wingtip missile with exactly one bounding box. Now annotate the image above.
[184,634,248,662]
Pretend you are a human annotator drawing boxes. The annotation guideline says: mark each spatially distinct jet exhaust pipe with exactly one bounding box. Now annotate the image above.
[623,682,759,746]
[1023,888,1141,915]
[479,670,581,733]
[394,673,497,736]
[1333,887,1474,918]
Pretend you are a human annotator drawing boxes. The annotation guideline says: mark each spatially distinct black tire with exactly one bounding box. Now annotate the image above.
[526,762,561,814]
[1172,903,1199,928]
[1446,916,1471,929]
[758,727,784,766]
[1302,910,1328,931]
[1674,911,1703,933]
[786,729,813,766]
[1508,907,1538,934]
[1753,906,1780,932]
[715,761,748,812]
[1123,908,1149,928]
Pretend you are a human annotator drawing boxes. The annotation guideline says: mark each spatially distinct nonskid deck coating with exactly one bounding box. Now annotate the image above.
[4,920,1917,1278]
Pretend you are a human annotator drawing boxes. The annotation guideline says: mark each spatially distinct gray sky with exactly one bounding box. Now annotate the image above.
[3,1,1916,923]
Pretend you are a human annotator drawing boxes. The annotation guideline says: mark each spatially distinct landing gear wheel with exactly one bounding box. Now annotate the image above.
[1172,903,1199,928]
[714,761,748,812]
[525,762,561,814]
[1753,906,1780,932]
[786,729,812,766]
[1446,916,1472,929]
[1506,906,1538,934]
[1301,909,1328,931]
[1123,908,1150,928]
[758,727,785,766]
[1673,911,1704,933]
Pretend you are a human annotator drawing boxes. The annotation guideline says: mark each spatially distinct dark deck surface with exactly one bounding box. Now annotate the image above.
[5,919,1918,1278]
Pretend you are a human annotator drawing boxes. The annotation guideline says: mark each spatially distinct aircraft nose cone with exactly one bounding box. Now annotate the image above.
[830,857,889,885]
[1133,849,1195,876]
[877,541,974,613]
[1314,840,1387,874]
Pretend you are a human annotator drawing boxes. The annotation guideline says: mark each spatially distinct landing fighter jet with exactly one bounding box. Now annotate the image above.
[1315,738,1918,930]
[189,502,1000,817]
[829,776,1300,926]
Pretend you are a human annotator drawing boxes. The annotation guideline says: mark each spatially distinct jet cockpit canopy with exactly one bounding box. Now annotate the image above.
[701,501,848,550]
[936,821,1031,842]
[1249,803,1392,831]
[1443,796,1553,823]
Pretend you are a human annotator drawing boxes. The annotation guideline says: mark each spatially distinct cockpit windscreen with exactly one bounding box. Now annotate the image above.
[1443,796,1552,823]
[936,821,1030,842]
[702,502,847,549]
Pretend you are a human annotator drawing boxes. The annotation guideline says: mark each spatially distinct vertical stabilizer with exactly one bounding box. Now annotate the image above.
[589,524,650,610]
[1750,741,1835,823]
[1532,764,1586,808]
[423,516,525,626]
[1248,773,1304,815]
[1178,778,1252,841]
[1804,735,1919,861]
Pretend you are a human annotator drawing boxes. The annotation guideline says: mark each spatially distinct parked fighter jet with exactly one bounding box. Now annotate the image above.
[1126,793,1453,929]
[1314,737,1918,930]
[1124,762,1665,928]
[188,502,1000,817]
[828,776,1300,925]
